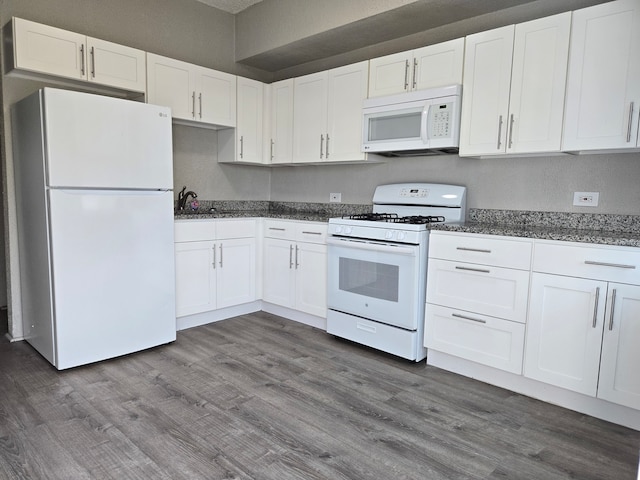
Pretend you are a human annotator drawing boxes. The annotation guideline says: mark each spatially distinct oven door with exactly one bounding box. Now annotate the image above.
[327,237,421,330]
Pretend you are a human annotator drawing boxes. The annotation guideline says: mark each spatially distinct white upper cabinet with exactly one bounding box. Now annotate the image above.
[269,79,294,164]
[9,17,146,92]
[562,0,640,152]
[368,38,464,97]
[146,53,236,128]
[293,61,369,163]
[236,77,265,164]
[460,13,571,156]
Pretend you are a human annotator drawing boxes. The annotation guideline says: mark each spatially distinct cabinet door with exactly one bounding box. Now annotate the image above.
[197,67,237,127]
[368,51,413,97]
[216,238,256,309]
[598,283,640,409]
[508,13,571,154]
[326,61,368,162]
[413,38,465,90]
[270,79,294,164]
[524,273,607,396]
[563,0,640,151]
[292,71,328,162]
[295,242,327,318]
[146,53,195,121]
[12,18,86,80]
[236,77,264,163]
[86,37,146,92]
[263,238,296,308]
[175,241,216,317]
[459,25,514,156]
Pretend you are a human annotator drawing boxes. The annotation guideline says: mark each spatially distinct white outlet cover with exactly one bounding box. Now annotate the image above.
[573,191,599,207]
[330,193,342,203]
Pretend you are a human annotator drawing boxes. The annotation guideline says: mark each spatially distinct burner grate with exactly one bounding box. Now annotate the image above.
[345,212,399,221]
[391,215,446,225]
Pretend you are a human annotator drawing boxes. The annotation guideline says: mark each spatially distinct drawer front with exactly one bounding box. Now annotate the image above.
[296,222,328,244]
[533,241,640,284]
[264,219,296,240]
[426,258,530,323]
[424,304,525,374]
[429,231,532,270]
[216,219,256,239]
[174,219,216,242]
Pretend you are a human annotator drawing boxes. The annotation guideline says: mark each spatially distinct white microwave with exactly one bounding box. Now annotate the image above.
[362,85,462,156]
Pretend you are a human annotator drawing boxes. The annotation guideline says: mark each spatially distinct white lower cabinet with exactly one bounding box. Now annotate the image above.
[174,219,256,317]
[263,220,327,317]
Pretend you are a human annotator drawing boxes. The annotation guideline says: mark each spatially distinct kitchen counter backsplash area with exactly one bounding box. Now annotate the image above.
[174,200,371,222]
[433,208,640,247]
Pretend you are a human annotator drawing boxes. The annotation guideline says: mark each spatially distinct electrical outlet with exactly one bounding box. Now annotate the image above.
[573,192,599,207]
[329,192,342,203]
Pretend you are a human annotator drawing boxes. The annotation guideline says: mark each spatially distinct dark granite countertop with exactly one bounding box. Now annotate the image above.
[430,209,640,248]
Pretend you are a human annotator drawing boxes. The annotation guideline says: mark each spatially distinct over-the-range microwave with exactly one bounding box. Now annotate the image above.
[362,84,462,156]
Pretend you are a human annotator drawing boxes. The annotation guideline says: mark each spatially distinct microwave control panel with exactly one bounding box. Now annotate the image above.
[428,102,454,139]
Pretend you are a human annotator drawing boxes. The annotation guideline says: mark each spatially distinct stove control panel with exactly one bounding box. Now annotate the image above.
[399,187,429,198]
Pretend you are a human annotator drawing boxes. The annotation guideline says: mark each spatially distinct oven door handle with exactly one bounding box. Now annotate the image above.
[326,237,417,256]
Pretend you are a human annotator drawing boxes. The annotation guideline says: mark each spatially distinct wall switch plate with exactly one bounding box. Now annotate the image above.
[573,191,599,207]
[329,192,342,203]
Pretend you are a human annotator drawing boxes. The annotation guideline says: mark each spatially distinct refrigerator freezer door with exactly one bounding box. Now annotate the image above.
[48,189,176,369]
[42,88,172,189]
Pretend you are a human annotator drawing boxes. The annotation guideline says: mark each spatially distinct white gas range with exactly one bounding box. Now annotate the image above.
[326,183,466,361]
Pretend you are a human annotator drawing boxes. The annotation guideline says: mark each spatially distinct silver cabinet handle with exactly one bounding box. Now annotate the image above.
[289,244,293,269]
[198,93,203,119]
[496,115,503,149]
[456,247,491,254]
[219,244,223,268]
[452,313,487,324]
[608,289,617,331]
[403,59,410,90]
[90,46,96,77]
[269,227,286,231]
[592,286,600,328]
[320,134,324,159]
[584,260,636,269]
[239,136,244,159]
[80,44,85,76]
[270,139,274,161]
[295,245,300,269]
[302,231,322,235]
[192,92,196,118]
[627,102,634,143]
[455,266,490,274]
[508,113,515,148]
[412,58,418,89]
[212,244,216,269]
[325,134,330,159]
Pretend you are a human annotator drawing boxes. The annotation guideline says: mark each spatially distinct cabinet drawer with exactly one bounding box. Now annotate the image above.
[216,219,256,239]
[429,232,532,270]
[264,219,296,239]
[174,220,216,242]
[426,258,530,322]
[533,241,640,284]
[296,223,327,244]
[424,304,525,374]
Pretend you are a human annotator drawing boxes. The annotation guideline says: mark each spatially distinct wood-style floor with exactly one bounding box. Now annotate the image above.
[1,311,639,479]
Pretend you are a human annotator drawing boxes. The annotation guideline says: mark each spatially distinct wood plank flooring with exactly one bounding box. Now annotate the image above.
[1,311,639,479]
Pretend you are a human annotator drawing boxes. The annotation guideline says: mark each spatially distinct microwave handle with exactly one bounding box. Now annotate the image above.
[420,103,430,145]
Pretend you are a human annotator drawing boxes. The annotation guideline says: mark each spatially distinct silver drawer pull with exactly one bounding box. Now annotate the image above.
[455,266,490,274]
[452,313,487,324]
[584,260,636,269]
[269,227,286,231]
[456,247,492,253]
[301,231,322,235]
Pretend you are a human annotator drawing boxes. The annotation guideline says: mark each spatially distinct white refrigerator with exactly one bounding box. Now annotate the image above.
[12,88,176,370]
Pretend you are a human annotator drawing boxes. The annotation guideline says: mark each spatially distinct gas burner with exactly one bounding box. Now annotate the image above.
[345,212,399,221]
[391,215,446,225]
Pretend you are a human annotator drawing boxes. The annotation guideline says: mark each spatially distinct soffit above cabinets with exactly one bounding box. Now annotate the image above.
[194,0,263,14]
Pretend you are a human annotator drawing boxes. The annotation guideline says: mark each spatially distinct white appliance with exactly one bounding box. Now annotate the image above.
[327,183,466,361]
[12,88,176,370]
[362,85,462,156]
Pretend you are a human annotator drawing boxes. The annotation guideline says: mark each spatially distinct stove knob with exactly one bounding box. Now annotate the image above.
[345,226,354,234]
[334,226,343,234]
[385,231,394,240]
[397,231,406,241]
